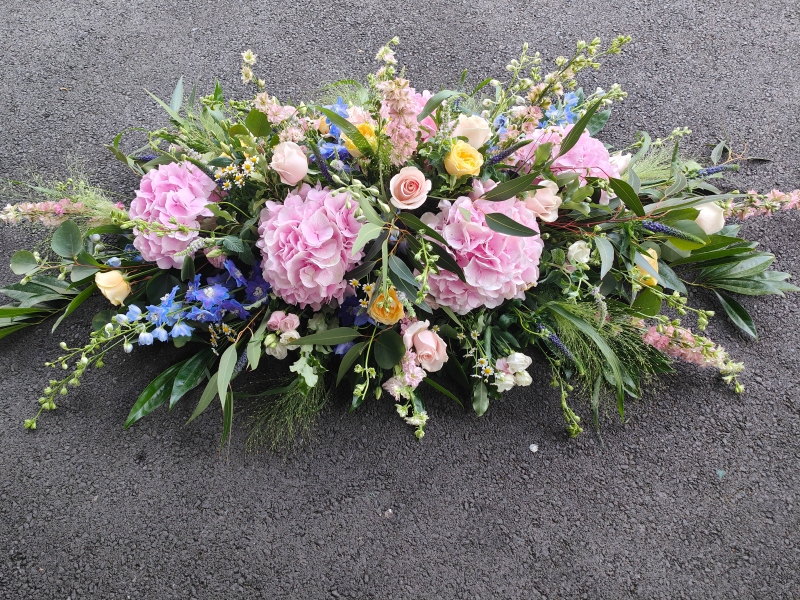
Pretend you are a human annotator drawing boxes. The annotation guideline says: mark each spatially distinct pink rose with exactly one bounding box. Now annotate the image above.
[270,141,308,186]
[279,313,300,333]
[389,167,431,210]
[402,320,448,372]
[524,180,562,222]
[267,311,287,331]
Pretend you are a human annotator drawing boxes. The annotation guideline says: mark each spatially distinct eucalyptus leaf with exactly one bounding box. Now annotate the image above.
[10,251,38,275]
[170,348,216,408]
[715,291,757,339]
[595,236,615,279]
[124,360,187,428]
[51,220,83,259]
[336,341,367,386]
[294,327,361,346]
[484,213,538,237]
[373,330,405,369]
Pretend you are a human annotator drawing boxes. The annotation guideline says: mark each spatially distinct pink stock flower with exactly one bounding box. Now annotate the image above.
[378,77,422,165]
[129,162,218,269]
[256,184,363,310]
[420,197,544,314]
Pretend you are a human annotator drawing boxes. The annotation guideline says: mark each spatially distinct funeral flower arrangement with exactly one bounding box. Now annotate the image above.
[3,37,798,445]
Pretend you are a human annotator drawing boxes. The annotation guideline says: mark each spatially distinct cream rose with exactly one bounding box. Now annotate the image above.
[270,141,308,185]
[524,181,562,222]
[694,202,725,235]
[567,240,591,264]
[94,270,131,306]
[452,114,492,149]
[403,320,448,372]
[389,167,432,210]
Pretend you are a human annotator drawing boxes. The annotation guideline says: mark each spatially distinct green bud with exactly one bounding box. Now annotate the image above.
[24,419,36,430]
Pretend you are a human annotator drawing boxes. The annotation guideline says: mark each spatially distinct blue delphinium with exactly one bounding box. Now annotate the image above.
[319,142,349,160]
[170,321,194,338]
[146,286,183,327]
[138,331,154,346]
[338,295,375,327]
[187,283,230,310]
[335,341,355,355]
[221,299,249,320]
[223,260,247,287]
[244,270,271,304]
[324,97,349,139]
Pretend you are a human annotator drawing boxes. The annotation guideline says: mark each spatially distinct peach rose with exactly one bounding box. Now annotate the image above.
[367,287,405,325]
[389,167,432,210]
[403,320,448,372]
[270,141,308,185]
[452,114,492,149]
[524,180,562,222]
[94,270,131,306]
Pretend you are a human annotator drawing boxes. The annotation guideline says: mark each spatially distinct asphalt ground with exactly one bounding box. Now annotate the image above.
[1,1,799,598]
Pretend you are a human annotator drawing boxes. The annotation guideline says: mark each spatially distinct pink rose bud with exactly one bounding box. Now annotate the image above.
[270,141,309,186]
[267,310,286,331]
[278,313,300,333]
[389,167,432,211]
[403,320,448,372]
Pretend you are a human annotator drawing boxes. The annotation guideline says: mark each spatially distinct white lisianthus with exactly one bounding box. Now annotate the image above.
[280,330,301,348]
[514,371,533,386]
[290,351,319,388]
[609,152,632,174]
[494,372,515,393]
[567,240,591,264]
[694,202,726,234]
[505,352,533,374]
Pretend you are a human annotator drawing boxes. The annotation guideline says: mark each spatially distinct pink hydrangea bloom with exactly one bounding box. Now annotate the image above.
[420,197,544,314]
[256,184,363,310]
[515,125,620,183]
[128,162,218,269]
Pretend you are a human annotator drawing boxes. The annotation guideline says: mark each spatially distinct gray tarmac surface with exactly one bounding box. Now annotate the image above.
[1,1,799,598]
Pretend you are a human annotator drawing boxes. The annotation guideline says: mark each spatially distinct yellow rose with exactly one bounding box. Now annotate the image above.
[342,122,377,158]
[94,270,131,306]
[444,140,484,177]
[317,116,330,135]
[367,287,405,326]
[637,248,660,287]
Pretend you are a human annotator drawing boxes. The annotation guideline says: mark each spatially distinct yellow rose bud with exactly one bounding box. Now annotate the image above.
[367,287,405,326]
[94,270,131,306]
[637,248,660,287]
[444,139,484,177]
[342,122,377,158]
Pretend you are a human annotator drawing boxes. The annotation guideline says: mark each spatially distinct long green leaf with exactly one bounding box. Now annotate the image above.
[595,236,614,279]
[373,330,405,369]
[220,390,234,447]
[388,255,419,287]
[424,377,463,407]
[336,341,367,386]
[51,284,96,333]
[124,360,187,428]
[557,101,601,156]
[481,173,538,202]
[169,76,184,113]
[351,222,383,257]
[484,213,538,237]
[548,303,626,418]
[715,291,757,339]
[608,177,645,216]
[396,212,448,246]
[216,344,238,405]
[417,90,462,122]
[472,381,489,416]
[0,306,47,318]
[294,327,361,346]
[315,106,374,158]
[170,348,216,408]
[187,372,219,425]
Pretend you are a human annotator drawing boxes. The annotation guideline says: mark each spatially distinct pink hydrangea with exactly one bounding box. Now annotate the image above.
[128,162,218,269]
[420,197,544,314]
[515,125,620,184]
[256,184,363,310]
